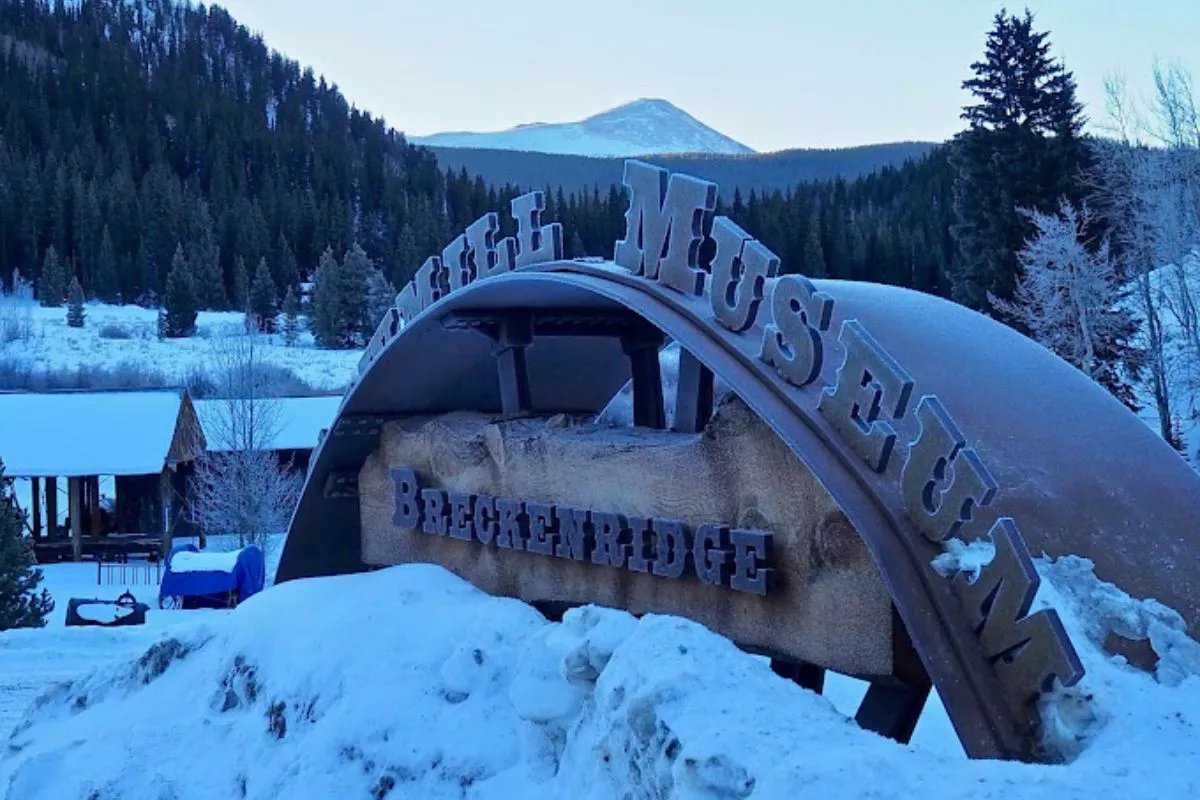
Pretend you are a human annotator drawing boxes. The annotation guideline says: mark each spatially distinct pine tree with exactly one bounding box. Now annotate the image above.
[803,209,827,278]
[949,9,1088,311]
[363,266,395,336]
[248,257,279,332]
[340,243,373,345]
[281,285,302,346]
[189,207,226,311]
[232,256,251,312]
[276,233,300,294]
[0,459,54,631]
[311,247,344,349]
[66,276,86,328]
[39,245,67,307]
[96,226,120,304]
[569,230,587,258]
[163,245,198,338]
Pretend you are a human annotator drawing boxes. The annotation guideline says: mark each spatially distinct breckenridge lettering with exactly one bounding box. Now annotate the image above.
[388,469,773,594]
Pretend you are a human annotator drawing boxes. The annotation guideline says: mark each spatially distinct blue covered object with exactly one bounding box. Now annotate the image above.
[159,544,266,610]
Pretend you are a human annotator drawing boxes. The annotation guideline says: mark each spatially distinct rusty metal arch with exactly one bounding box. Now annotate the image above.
[278,260,1200,763]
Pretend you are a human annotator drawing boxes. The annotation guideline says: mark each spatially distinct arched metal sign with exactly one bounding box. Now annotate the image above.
[278,160,1200,764]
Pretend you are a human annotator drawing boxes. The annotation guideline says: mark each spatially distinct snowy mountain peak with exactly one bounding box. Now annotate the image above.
[410,98,755,159]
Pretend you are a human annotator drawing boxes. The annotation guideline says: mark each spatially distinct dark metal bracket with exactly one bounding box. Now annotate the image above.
[673,348,715,433]
[322,471,360,499]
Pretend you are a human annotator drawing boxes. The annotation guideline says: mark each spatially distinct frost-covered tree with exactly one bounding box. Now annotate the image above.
[989,200,1141,409]
[163,244,198,338]
[1,269,35,344]
[187,331,303,551]
[66,276,86,328]
[39,245,67,307]
[0,459,54,631]
[1088,65,1200,447]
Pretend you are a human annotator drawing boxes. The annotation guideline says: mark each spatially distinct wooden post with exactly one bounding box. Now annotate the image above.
[45,477,58,537]
[68,477,83,562]
[89,476,102,536]
[31,477,41,539]
[161,468,174,557]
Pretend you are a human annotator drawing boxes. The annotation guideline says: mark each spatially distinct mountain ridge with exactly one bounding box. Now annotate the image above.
[411,98,755,158]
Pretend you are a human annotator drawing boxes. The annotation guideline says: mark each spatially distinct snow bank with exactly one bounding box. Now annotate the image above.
[3,560,1199,799]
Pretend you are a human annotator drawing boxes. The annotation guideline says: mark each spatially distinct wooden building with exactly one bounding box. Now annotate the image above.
[0,388,206,562]
[192,395,341,474]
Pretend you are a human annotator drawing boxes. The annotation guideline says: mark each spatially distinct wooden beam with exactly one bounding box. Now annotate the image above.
[45,477,58,537]
[68,477,83,562]
[30,477,41,539]
[89,476,102,536]
[160,469,173,557]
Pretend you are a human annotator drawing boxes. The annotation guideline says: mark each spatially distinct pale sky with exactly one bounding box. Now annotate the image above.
[208,0,1199,152]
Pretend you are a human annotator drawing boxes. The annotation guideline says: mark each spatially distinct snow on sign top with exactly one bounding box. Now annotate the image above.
[0,389,191,478]
[193,396,342,453]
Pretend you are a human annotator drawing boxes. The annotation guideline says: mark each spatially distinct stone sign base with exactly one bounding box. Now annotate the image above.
[359,396,896,679]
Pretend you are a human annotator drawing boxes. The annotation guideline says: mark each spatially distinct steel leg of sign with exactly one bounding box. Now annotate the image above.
[491,314,535,416]
[673,347,715,434]
[770,658,826,694]
[621,329,667,430]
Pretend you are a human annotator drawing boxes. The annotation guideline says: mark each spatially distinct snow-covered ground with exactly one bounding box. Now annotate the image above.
[0,298,360,393]
[1,555,1197,799]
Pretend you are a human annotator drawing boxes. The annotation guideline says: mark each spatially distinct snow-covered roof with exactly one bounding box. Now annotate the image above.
[193,395,342,453]
[0,389,193,478]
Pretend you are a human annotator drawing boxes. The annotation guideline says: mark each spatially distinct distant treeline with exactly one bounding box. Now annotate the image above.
[428,141,938,197]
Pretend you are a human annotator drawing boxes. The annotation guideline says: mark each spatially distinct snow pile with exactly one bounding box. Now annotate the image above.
[73,602,140,625]
[170,549,244,574]
[3,558,1200,799]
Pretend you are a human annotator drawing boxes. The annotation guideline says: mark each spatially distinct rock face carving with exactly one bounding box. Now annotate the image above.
[359,396,895,678]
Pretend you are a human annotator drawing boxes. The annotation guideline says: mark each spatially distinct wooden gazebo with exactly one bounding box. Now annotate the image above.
[0,388,206,562]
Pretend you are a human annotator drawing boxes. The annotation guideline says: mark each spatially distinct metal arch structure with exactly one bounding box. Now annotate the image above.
[278,162,1200,765]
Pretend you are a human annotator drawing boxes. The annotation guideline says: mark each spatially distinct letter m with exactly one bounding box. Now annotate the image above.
[613,160,717,282]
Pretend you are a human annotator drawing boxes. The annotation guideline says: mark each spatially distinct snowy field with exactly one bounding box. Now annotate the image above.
[0,298,361,393]
[0,555,1197,799]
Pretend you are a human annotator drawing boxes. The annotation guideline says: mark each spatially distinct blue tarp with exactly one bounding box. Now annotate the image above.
[159,545,266,608]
